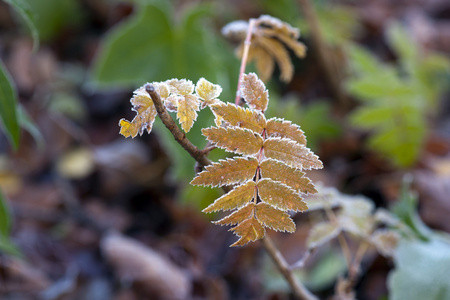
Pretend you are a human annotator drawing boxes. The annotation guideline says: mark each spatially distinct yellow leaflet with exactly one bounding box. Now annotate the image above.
[119,94,157,138]
[263,137,323,170]
[259,158,317,194]
[195,78,222,106]
[202,181,256,213]
[266,118,306,145]
[190,157,258,187]
[230,218,265,247]
[202,126,263,156]
[240,73,269,112]
[165,79,194,95]
[249,46,275,83]
[255,203,295,232]
[214,203,255,226]
[257,178,308,212]
[255,37,293,83]
[210,103,266,133]
[177,94,200,133]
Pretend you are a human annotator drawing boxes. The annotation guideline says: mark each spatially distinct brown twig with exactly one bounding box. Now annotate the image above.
[145,84,211,169]
[262,236,318,300]
[146,84,315,300]
[235,18,257,105]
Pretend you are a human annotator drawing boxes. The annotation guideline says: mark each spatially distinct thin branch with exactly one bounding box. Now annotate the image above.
[145,84,211,168]
[262,236,318,300]
[290,248,314,270]
[235,18,257,105]
[146,84,315,300]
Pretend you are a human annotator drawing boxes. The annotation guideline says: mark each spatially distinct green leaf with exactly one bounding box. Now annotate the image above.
[3,0,39,51]
[0,190,12,237]
[388,238,450,300]
[0,60,20,149]
[386,22,417,71]
[17,105,44,150]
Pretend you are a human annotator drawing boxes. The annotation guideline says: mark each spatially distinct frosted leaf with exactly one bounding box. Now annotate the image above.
[165,79,195,95]
[210,103,266,133]
[240,73,269,112]
[164,94,179,112]
[177,94,200,133]
[195,78,222,106]
[255,36,293,82]
[119,94,157,138]
[257,178,308,212]
[255,203,295,232]
[221,20,248,41]
[307,221,341,249]
[190,157,258,187]
[202,181,256,213]
[266,118,306,145]
[202,126,264,156]
[263,137,323,170]
[215,203,255,226]
[371,229,399,257]
[257,15,300,39]
[260,158,317,194]
[230,218,265,247]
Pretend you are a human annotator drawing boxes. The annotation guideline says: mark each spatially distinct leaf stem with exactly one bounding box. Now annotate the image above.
[145,84,211,168]
[235,18,256,105]
[262,236,318,300]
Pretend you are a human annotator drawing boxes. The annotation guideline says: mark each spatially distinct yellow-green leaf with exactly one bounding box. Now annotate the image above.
[263,137,323,170]
[257,178,307,212]
[260,159,317,194]
[266,118,306,145]
[119,94,157,138]
[255,203,295,232]
[195,78,222,105]
[177,94,200,132]
[230,217,265,247]
[202,126,263,155]
[215,203,255,226]
[203,181,256,213]
[191,157,258,187]
[210,102,266,133]
[240,73,269,112]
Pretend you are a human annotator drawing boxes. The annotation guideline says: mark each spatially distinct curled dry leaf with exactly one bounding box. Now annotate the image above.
[223,15,306,82]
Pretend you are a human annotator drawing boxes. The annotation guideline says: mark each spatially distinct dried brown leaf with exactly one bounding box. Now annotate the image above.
[190,157,258,187]
[177,94,200,133]
[257,178,307,212]
[203,181,256,213]
[244,45,275,83]
[119,94,157,138]
[260,159,317,194]
[260,27,306,58]
[230,217,265,247]
[210,102,266,133]
[202,126,263,156]
[240,73,269,112]
[263,137,323,170]
[266,118,306,145]
[255,202,295,232]
[254,36,293,82]
[307,221,341,249]
[215,203,255,226]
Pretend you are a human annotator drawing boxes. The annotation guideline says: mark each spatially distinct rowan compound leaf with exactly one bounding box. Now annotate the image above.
[240,73,269,112]
[202,127,263,155]
[230,218,265,247]
[260,159,317,194]
[210,102,266,133]
[119,94,157,138]
[214,203,255,226]
[257,178,307,212]
[177,94,200,132]
[195,78,222,106]
[264,137,323,170]
[191,157,258,187]
[266,118,307,145]
[255,203,295,232]
[307,221,341,249]
[202,181,256,213]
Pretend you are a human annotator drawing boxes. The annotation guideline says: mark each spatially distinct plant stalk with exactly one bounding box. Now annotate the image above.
[235,18,256,105]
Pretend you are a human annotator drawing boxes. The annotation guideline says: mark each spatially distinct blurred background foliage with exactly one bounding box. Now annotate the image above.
[1,0,450,299]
